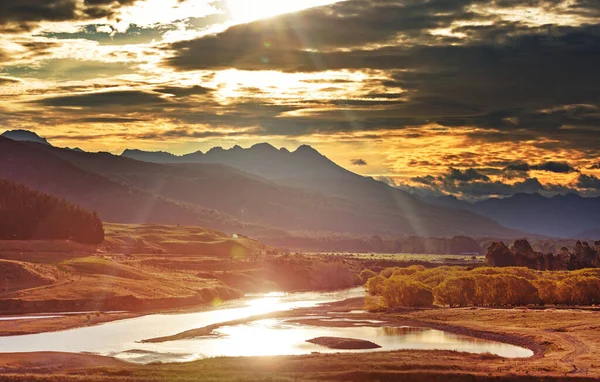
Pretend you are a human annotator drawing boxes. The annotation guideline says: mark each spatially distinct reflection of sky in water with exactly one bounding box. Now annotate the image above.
[157,320,533,361]
[0,287,533,363]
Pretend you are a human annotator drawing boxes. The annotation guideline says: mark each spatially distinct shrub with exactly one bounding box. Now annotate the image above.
[367,265,597,308]
[365,275,386,296]
[381,277,434,308]
[359,269,377,284]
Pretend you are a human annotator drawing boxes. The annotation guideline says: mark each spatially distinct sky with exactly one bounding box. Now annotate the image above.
[0,0,599,200]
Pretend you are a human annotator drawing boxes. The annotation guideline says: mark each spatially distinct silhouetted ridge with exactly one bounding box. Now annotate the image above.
[250,142,277,152]
[293,144,321,156]
[1,129,51,146]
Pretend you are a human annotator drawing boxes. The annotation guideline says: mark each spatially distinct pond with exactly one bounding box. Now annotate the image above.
[0,288,533,363]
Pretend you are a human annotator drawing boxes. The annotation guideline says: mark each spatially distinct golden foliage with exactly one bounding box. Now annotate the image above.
[365,266,600,308]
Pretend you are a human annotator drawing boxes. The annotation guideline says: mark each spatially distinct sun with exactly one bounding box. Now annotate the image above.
[224,0,344,23]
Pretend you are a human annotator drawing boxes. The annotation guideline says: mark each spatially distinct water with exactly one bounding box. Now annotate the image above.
[0,288,533,363]
[0,316,61,321]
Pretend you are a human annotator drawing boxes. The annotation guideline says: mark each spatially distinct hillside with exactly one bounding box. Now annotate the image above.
[426,193,600,238]
[0,223,360,317]
[0,178,104,244]
[26,140,521,238]
[0,137,264,235]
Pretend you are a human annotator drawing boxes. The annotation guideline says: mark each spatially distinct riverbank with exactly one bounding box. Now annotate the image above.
[1,295,600,380]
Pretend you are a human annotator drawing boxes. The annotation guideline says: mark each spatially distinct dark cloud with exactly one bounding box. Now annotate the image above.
[0,77,20,85]
[576,174,600,189]
[408,172,555,199]
[445,168,490,182]
[411,175,437,185]
[35,90,169,108]
[505,161,579,174]
[351,158,368,166]
[533,161,579,174]
[154,85,213,97]
[159,0,600,155]
[445,178,547,198]
[0,0,140,32]
[588,163,600,169]
[405,165,582,199]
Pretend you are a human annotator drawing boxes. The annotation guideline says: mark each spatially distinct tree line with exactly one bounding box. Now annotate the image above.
[362,265,600,309]
[0,178,104,244]
[487,239,599,270]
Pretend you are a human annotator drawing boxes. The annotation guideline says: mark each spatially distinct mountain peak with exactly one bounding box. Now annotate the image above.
[294,144,321,156]
[250,142,277,152]
[1,129,51,146]
[207,146,225,154]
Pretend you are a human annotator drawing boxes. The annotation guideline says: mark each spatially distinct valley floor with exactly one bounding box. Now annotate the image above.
[2,223,599,381]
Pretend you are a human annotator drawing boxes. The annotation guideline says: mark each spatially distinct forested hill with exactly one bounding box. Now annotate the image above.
[0,178,104,244]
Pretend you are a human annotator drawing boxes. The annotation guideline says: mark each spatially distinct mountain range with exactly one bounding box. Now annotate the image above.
[425,193,600,239]
[0,130,520,242]
[3,129,599,241]
[123,144,600,240]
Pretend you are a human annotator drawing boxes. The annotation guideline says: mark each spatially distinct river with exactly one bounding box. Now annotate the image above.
[0,288,533,363]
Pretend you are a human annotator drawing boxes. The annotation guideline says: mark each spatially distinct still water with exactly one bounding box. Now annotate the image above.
[0,288,533,363]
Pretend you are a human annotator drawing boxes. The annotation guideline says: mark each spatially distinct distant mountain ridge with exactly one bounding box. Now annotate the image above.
[121,144,520,238]
[0,133,520,239]
[426,193,600,238]
[1,130,51,145]
[0,136,265,235]
[122,143,355,181]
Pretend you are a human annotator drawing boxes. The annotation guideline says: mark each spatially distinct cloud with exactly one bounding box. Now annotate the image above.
[154,85,213,97]
[35,90,170,108]
[158,0,600,155]
[445,168,490,182]
[4,59,134,81]
[411,175,437,186]
[46,126,253,141]
[0,0,140,32]
[0,77,20,85]
[375,176,397,186]
[71,117,148,123]
[351,158,368,166]
[505,161,579,174]
[42,23,178,46]
[576,174,600,189]
[405,166,578,199]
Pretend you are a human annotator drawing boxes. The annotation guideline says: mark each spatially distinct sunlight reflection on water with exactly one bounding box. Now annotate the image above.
[0,288,533,363]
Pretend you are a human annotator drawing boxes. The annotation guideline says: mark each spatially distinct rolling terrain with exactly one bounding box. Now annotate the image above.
[0,223,363,319]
